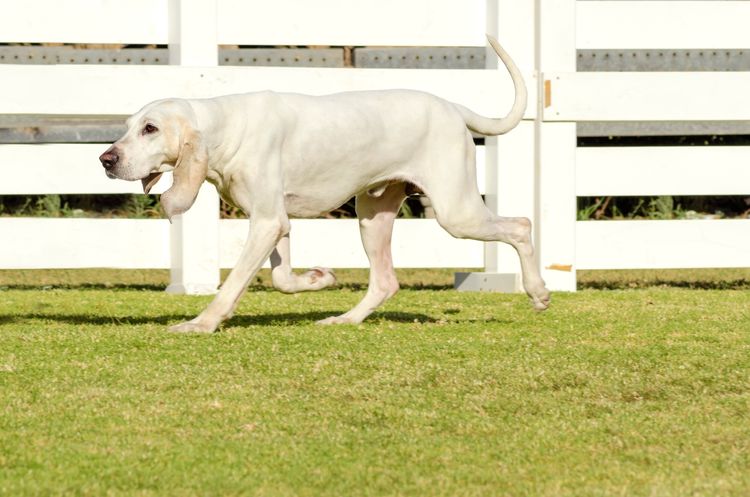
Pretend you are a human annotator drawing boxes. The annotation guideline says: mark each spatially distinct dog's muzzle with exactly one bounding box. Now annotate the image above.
[99,147,120,178]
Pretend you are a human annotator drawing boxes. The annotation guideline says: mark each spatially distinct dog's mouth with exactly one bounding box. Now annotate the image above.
[103,167,160,192]
[141,172,164,194]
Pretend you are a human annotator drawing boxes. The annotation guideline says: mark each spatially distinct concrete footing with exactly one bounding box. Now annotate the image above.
[454,272,521,293]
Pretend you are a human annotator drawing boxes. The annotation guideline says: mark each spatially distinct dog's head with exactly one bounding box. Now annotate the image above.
[99,99,208,221]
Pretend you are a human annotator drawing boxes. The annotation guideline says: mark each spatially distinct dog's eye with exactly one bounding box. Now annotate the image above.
[142,124,158,135]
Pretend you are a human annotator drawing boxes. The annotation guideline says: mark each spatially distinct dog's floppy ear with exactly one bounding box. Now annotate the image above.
[160,126,208,222]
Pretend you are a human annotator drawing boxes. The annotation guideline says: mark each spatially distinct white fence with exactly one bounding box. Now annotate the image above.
[0,0,749,293]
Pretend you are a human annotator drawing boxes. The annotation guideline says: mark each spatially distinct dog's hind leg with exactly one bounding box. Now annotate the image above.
[424,134,550,311]
[270,234,337,293]
[317,183,407,325]
[439,204,550,310]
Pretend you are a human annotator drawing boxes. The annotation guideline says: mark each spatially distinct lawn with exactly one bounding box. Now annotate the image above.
[1,269,749,496]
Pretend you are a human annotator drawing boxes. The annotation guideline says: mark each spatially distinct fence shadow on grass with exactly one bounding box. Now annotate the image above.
[0,310,440,328]
[577,268,750,291]
[0,282,455,292]
[0,283,169,291]
[579,279,750,291]
[0,268,459,292]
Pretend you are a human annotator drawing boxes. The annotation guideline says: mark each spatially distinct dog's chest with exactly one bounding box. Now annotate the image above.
[205,170,235,204]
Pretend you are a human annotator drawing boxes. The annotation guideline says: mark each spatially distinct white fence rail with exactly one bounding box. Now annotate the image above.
[0,218,484,270]
[576,147,750,197]
[545,72,750,122]
[1,0,748,292]
[576,1,750,50]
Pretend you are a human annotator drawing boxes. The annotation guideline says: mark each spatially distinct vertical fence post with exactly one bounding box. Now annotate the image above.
[165,0,221,295]
[489,0,538,285]
[455,0,537,292]
[535,0,577,291]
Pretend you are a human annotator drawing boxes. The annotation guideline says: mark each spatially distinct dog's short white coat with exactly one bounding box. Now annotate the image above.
[102,36,550,332]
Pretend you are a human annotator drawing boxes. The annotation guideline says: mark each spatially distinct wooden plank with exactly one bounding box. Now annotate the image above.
[168,184,221,294]
[218,0,486,47]
[0,0,486,47]
[577,1,750,50]
[576,220,750,270]
[220,219,484,269]
[576,146,750,197]
[538,123,577,290]
[0,144,169,195]
[475,145,486,195]
[0,218,170,269]
[0,218,483,269]
[169,0,218,66]
[0,65,533,119]
[494,0,536,76]
[486,0,534,288]
[483,121,535,276]
[0,0,168,44]
[544,72,750,122]
[0,0,489,47]
[5,209,747,272]
[166,0,222,295]
[537,0,577,291]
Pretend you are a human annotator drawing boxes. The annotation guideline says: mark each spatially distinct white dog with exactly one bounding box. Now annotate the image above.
[99,36,550,332]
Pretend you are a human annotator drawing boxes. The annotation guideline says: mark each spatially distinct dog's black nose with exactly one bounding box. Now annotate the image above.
[99,148,119,169]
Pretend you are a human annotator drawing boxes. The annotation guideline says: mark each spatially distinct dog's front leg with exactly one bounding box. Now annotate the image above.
[169,217,288,333]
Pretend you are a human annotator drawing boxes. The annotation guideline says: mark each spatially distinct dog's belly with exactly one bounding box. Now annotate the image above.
[283,190,353,218]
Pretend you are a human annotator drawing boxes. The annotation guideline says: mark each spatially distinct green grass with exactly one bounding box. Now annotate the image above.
[1,269,749,496]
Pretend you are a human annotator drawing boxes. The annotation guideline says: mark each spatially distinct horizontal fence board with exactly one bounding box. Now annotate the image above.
[0,144,169,195]
[0,218,483,269]
[219,0,486,47]
[0,144,486,195]
[0,65,532,119]
[0,218,170,269]
[0,45,490,70]
[577,49,750,73]
[576,219,750,270]
[576,146,750,196]
[6,218,745,272]
[577,1,750,50]
[0,1,168,45]
[9,1,749,52]
[577,121,750,138]
[220,219,484,269]
[0,0,487,46]
[544,72,750,122]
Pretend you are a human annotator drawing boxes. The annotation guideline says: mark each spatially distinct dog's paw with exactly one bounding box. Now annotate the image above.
[168,319,217,334]
[530,288,551,311]
[303,267,337,290]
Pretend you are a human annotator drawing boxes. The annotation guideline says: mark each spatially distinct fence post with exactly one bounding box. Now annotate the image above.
[165,0,221,295]
[455,0,537,292]
[535,0,577,291]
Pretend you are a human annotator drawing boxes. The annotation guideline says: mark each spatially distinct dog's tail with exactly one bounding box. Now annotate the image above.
[456,35,527,136]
